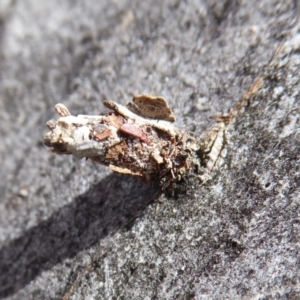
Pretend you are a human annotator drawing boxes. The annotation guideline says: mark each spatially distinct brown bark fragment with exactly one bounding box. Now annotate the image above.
[105,140,128,160]
[93,125,111,141]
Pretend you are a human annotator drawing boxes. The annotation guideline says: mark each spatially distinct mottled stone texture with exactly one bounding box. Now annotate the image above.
[0,0,299,299]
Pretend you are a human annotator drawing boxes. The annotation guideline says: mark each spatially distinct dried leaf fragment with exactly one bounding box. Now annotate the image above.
[127,94,176,122]
[119,123,151,145]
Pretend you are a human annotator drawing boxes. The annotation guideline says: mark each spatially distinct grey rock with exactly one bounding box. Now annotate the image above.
[0,0,299,299]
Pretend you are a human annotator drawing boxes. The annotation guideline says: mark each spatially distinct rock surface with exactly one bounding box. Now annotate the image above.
[0,0,299,299]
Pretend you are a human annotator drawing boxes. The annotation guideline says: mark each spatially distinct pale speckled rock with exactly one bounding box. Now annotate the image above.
[0,0,299,299]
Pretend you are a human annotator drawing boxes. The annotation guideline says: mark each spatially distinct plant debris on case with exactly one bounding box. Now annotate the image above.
[44,94,229,190]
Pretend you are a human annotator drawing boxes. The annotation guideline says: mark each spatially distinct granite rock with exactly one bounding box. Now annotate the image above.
[0,0,299,299]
